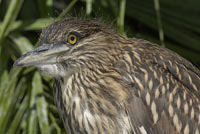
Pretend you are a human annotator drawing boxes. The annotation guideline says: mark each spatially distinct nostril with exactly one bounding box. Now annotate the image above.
[35,44,51,53]
[37,49,48,53]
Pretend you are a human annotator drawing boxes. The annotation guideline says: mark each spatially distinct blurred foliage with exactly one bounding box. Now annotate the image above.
[0,0,199,133]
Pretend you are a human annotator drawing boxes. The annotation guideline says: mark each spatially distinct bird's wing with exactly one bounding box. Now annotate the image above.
[125,94,177,134]
[119,39,200,134]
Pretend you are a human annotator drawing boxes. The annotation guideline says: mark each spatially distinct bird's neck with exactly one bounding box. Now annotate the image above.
[54,65,127,108]
[53,65,130,132]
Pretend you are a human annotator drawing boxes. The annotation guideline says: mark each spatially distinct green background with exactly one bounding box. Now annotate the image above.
[0,0,200,133]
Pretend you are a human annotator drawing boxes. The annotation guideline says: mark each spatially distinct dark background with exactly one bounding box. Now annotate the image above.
[0,0,199,133]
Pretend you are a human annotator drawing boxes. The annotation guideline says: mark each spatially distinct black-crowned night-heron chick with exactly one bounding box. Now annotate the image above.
[14,18,200,134]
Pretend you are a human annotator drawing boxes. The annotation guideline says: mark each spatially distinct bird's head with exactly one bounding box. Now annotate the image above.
[14,18,124,77]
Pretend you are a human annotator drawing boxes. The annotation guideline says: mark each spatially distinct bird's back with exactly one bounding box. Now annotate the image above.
[119,38,200,134]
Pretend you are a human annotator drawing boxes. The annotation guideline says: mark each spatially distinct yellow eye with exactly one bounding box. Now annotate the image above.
[67,34,77,45]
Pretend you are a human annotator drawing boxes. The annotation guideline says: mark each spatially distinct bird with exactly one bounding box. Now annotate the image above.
[14,18,200,134]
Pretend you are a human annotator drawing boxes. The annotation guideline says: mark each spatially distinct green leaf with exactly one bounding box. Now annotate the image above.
[0,70,9,101]
[11,35,34,54]
[117,0,126,35]
[0,18,55,32]
[32,72,50,134]
[27,110,38,134]
[58,0,78,19]
[37,0,53,17]
[0,68,21,133]
[0,0,24,46]
[7,95,28,134]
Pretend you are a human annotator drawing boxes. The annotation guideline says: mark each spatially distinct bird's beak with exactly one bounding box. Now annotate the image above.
[13,43,69,67]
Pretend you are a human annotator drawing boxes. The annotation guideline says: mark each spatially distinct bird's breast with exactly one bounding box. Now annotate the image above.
[53,72,133,134]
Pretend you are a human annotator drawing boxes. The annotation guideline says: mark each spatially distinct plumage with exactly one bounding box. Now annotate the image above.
[14,18,200,134]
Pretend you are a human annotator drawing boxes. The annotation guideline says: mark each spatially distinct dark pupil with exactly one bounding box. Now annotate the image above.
[70,36,75,41]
